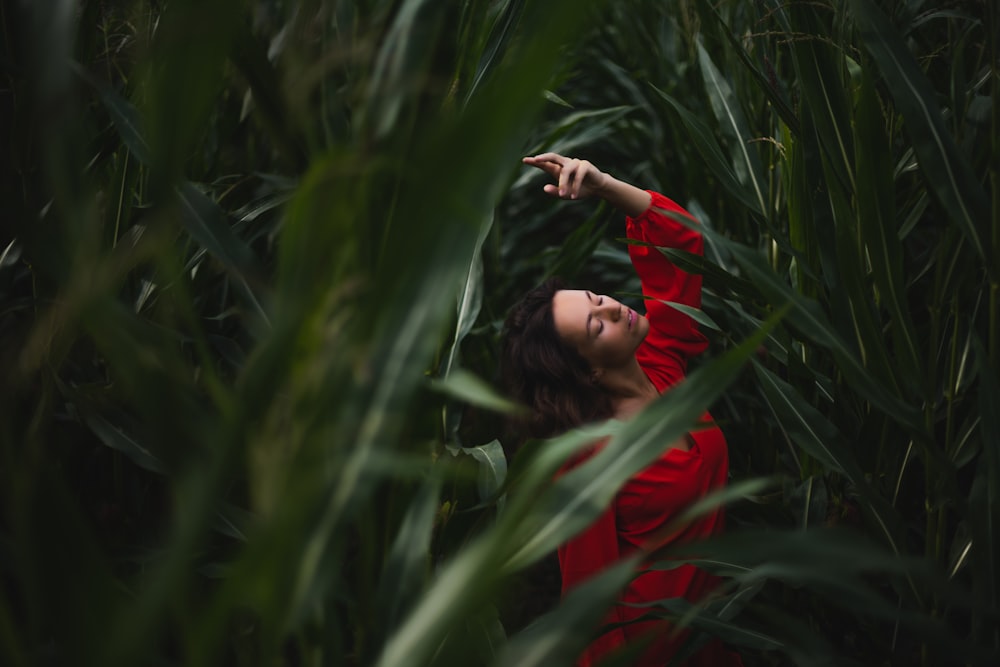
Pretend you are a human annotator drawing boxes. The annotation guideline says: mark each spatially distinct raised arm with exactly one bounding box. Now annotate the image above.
[522,153,651,217]
[628,192,708,388]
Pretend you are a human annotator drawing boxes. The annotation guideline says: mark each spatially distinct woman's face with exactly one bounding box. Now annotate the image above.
[551,289,649,372]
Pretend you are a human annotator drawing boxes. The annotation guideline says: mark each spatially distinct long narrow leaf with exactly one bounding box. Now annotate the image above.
[855,69,925,388]
[652,86,761,214]
[375,471,442,638]
[752,361,913,579]
[81,411,166,474]
[969,338,1000,649]
[463,0,524,105]
[175,184,269,325]
[786,4,856,196]
[491,557,641,667]
[703,5,800,135]
[696,40,767,216]
[725,240,924,433]
[850,0,991,267]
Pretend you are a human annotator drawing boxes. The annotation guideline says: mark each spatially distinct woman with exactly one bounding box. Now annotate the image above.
[501,153,743,666]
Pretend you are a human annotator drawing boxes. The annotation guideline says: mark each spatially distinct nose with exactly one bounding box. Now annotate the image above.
[598,296,621,320]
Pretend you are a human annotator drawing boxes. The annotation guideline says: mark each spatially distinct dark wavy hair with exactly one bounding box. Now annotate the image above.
[500,278,613,442]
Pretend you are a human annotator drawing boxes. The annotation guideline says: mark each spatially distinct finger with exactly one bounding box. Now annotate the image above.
[523,155,562,181]
[569,160,585,199]
[521,155,558,169]
[526,152,566,164]
[567,159,589,199]
[558,159,578,197]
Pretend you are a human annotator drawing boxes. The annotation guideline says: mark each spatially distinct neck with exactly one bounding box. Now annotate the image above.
[599,360,659,418]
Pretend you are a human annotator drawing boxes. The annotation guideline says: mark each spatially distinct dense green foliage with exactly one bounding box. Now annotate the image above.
[1,1,997,665]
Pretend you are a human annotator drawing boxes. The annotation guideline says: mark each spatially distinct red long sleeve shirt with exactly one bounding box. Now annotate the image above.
[557,192,742,666]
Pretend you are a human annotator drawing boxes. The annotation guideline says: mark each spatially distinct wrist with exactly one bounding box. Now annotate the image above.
[599,176,650,217]
[594,172,618,199]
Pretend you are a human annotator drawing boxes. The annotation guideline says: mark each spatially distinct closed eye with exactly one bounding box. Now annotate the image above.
[586,292,604,337]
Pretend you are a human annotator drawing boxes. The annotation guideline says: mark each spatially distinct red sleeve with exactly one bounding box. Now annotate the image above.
[627,191,708,390]
[556,502,628,666]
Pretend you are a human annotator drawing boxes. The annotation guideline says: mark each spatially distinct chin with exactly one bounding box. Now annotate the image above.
[637,315,651,340]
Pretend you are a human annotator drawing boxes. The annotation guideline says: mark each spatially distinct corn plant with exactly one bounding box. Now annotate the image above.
[2,0,997,666]
[480,0,998,664]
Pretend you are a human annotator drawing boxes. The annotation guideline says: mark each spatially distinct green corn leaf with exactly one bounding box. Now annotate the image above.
[789,111,841,293]
[724,240,925,434]
[786,4,856,197]
[752,362,852,476]
[463,0,525,105]
[212,502,254,543]
[544,214,608,281]
[647,597,785,652]
[431,604,507,667]
[969,338,1000,648]
[442,211,494,381]
[76,68,268,327]
[615,292,722,332]
[142,0,243,194]
[439,209,494,439]
[228,28,307,167]
[703,6,800,136]
[662,301,720,331]
[823,151,901,393]
[430,369,524,416]
[850,0,991,268]
[375,471,442,640]
[81,411,166,474]
[652,527,981,658]
[491,557,641,667]
[751,361,913,576]
[72,62,151,163]
[854,69,925,389]
[661,528,922,579]
[450,439,508,507]
[617,240,758,301]
[175,184,269,326]
[666,478,775,536]
[696,40,767,216]
[365,0,443,139]
[500,421,625,505]
[651,85,762,215]
[375,535,507,667]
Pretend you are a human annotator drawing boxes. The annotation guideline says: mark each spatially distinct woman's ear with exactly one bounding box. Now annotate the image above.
[590,368,603,384]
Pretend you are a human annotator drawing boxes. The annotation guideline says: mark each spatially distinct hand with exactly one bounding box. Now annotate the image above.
[522,153,610,200]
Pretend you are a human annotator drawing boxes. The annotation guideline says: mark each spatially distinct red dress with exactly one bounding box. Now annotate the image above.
[557,192,743,666]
